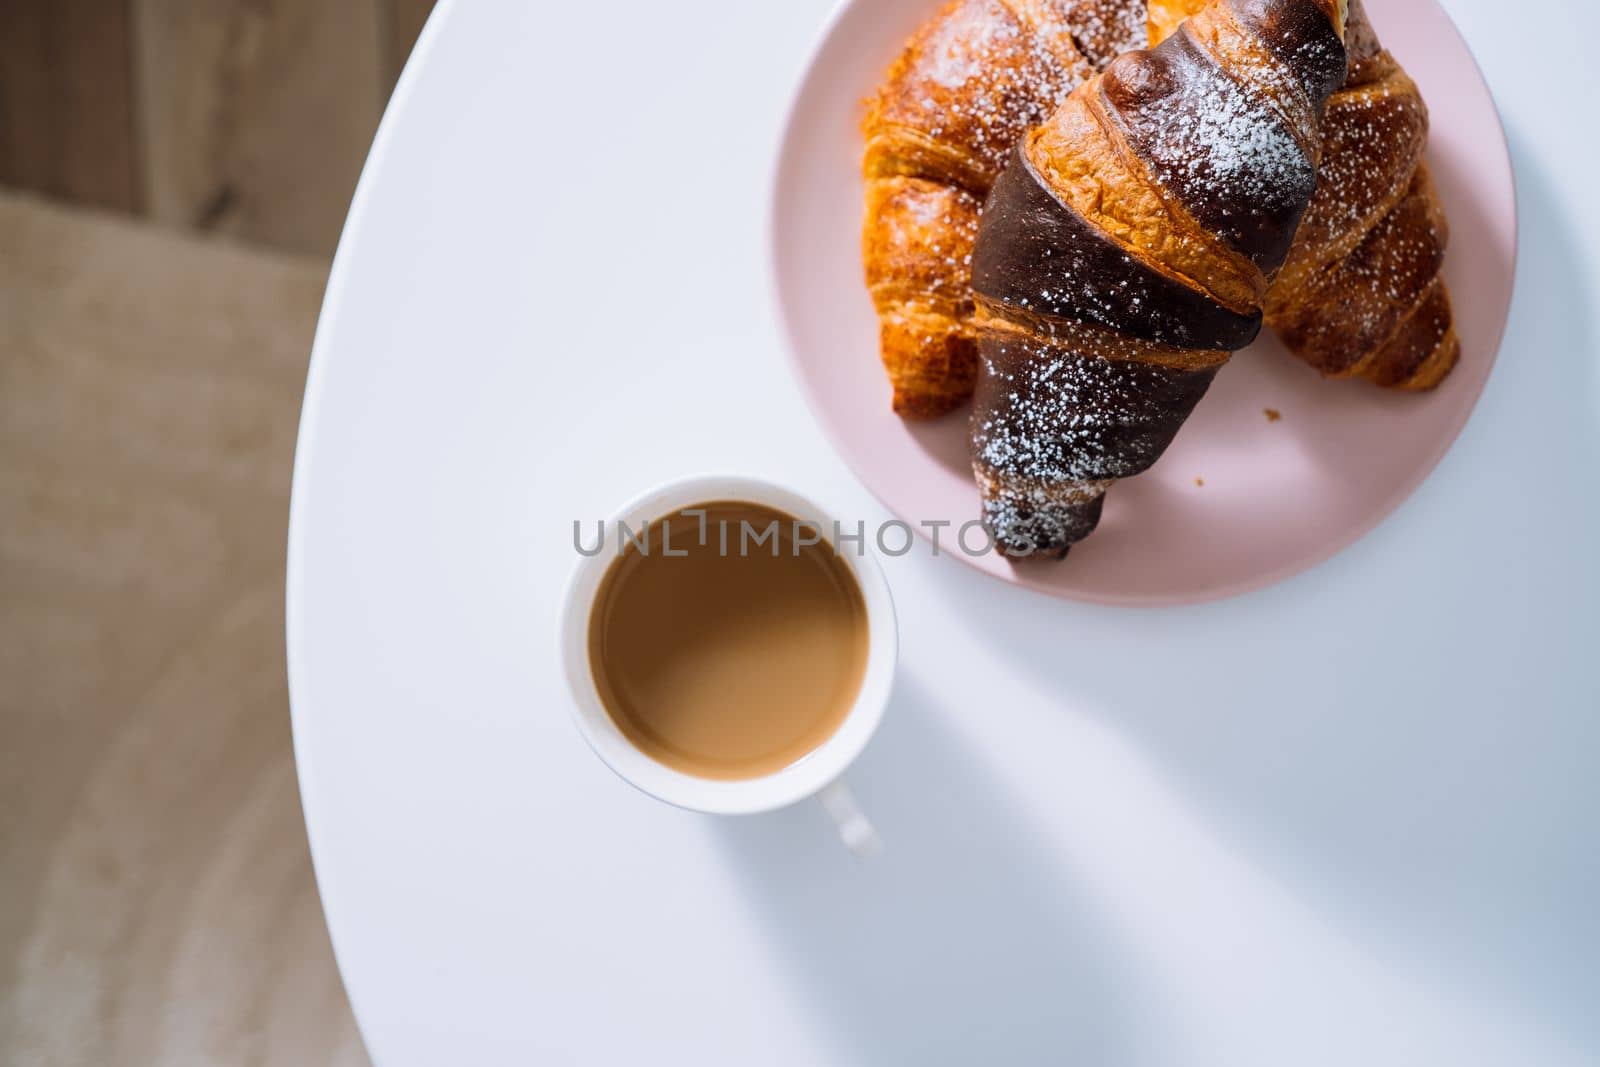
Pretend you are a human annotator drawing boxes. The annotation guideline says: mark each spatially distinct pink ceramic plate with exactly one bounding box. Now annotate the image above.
[771,0,1516,606]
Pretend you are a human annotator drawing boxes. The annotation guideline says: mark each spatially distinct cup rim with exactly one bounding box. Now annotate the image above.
[559,475,898,815]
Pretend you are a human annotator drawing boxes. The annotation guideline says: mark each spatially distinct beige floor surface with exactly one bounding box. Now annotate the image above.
[1,191,369,1066]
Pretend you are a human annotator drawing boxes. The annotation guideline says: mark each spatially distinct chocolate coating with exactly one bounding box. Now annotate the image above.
[973,333,1222,485]
[972,144,1263,351]
[972,330,1222,556]
[1228,0,1349,103]
[981,493,1103,560]
[1101,31,1318,269]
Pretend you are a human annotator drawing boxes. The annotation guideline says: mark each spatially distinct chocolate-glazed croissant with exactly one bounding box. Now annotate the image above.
[970,0,1348,557]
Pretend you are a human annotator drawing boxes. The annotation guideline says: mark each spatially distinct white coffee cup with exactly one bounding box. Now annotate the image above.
[559,475,896,853]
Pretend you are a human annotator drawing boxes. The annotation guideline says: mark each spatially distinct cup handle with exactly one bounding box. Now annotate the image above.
[817,780,880,859]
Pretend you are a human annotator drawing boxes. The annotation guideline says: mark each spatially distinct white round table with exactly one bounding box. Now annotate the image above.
[287,1,1600,1063]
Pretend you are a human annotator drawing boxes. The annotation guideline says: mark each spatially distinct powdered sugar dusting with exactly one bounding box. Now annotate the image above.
[974,336,1211,482]
[875,0,1159,188]
[1286,75,1425,259]
[1126,56,1315,247]
[978,478,1107,555]
[898,1,1083,180]
[1062,0,1149,67]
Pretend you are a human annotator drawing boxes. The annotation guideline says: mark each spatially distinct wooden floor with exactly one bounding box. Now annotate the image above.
[0,192,371,1064]
[3,5,439,1059]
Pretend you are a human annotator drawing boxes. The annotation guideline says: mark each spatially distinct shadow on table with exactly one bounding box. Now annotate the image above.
[915,138,1599,1059]
[711,677,1147,1067]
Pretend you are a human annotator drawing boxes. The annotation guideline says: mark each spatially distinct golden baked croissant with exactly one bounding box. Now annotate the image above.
[861,0,1145,416]
[971,0,1348,556]
[1150,0,1458,388]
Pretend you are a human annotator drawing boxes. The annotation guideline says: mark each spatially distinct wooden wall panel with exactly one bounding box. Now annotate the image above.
[0,0,141,212]
[381,0,436,90]
[130,0,385,256]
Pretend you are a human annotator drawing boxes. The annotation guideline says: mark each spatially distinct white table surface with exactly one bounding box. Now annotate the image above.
[286,1,1600,1063]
